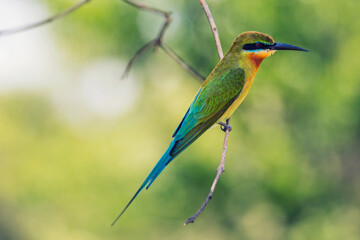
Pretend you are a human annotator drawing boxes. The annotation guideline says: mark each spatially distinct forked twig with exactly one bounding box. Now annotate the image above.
[120,0,170,79]
[184,0,229,225]
[0,0,91,37]
[121,0,205,82]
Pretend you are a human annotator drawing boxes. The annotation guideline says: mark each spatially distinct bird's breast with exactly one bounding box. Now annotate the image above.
[219,72,256,121]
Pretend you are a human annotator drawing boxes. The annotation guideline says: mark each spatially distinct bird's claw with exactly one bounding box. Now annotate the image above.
[219,122,232,132]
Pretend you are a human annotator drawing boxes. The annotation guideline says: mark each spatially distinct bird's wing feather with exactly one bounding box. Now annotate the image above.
[170,67,245,158]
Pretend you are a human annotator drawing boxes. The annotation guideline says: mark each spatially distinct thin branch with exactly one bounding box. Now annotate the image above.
[0,0,91,37]
[121,0,204,82]
[199,0,224,59]
[184,0,229,225]
[124,0,170,16]
[161,44,205,82]
[185,118,230,225]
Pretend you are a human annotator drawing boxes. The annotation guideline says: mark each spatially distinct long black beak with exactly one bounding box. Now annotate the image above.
[271,42,309,52]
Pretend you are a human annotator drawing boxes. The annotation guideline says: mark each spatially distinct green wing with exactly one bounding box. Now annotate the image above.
[170,67,245,157]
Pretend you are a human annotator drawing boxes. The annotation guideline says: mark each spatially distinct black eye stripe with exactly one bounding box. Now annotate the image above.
[243,42,272,50]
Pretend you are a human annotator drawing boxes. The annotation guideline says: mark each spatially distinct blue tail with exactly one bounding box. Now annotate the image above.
[111,143,174,226]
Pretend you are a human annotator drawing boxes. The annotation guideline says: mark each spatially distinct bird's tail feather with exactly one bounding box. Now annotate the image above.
[111,145,174,226]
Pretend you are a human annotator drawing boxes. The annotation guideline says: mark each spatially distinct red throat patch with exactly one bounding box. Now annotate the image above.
[248,50,275,69]
[248,52,266,69]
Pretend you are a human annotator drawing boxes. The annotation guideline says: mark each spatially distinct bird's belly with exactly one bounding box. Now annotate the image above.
[219,75,255,122]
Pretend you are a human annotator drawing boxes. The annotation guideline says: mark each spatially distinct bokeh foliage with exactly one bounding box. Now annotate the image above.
[1,0,360,239]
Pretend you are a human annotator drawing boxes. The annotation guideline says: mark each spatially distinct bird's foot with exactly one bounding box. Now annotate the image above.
[219,122,232,132]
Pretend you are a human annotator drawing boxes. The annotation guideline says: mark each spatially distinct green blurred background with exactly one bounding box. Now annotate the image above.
[1,0,360,239]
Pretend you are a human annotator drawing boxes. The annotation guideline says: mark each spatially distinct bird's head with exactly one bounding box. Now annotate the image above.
[230,31,308,68]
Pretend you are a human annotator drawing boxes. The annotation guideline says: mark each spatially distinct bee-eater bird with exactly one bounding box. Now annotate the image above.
[112,31,308,225]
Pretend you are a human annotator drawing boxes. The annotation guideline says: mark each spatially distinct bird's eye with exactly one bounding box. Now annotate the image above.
[242,42,267,50]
